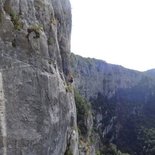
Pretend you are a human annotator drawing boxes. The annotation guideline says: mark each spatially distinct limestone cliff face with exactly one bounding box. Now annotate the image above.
[71,54,143,100]
[0,0,78,155]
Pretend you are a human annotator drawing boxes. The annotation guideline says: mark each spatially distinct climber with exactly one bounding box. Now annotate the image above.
[67,73,73,83]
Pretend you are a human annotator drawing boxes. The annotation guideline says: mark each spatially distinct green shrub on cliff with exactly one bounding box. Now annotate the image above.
[10,11,22,30]
[74,90,90,137]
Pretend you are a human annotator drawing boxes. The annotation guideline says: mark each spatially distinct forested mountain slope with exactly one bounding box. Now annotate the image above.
[71,53,155,155]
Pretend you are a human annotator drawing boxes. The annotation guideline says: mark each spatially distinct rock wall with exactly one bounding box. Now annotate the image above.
[0,0,78,155]
[71,54,142,100]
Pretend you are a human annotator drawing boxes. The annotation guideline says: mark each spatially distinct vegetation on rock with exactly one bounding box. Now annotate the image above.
[10,11,22,30]
[74,89,90,137]
[71,53,155,155]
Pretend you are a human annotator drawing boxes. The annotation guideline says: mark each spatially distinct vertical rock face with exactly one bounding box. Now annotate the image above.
[0,0,78,155]
[71,54,142,100]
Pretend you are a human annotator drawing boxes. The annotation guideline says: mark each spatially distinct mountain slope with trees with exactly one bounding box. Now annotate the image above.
[71,53,155,155]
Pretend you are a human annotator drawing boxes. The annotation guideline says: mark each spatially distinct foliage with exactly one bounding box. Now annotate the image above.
[88,74,155,154]
[74,90,90,137]
[100,143,130,155]
[65,84,73,93]
[27,24,43,39]
[137,127,155,154]
[114,77,155,154]
[64,148,73,155]
[96,150,101,155]
[3,2,22,30]
[10,11,22,30]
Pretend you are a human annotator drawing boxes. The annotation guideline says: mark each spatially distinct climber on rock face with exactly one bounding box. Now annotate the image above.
[67,73,73,83]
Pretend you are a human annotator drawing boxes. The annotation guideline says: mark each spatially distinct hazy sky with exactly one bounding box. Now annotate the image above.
[70,0,155,71]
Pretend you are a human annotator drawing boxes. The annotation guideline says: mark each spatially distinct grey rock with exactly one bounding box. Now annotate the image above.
[71,54,143,100]
[0,0,78,155]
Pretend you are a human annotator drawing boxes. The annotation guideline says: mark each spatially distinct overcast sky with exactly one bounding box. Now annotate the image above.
[70,0,155,71]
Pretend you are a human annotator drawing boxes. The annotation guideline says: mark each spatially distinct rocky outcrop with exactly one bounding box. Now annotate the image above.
[71,54,143,100]
[0,0,78,155]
